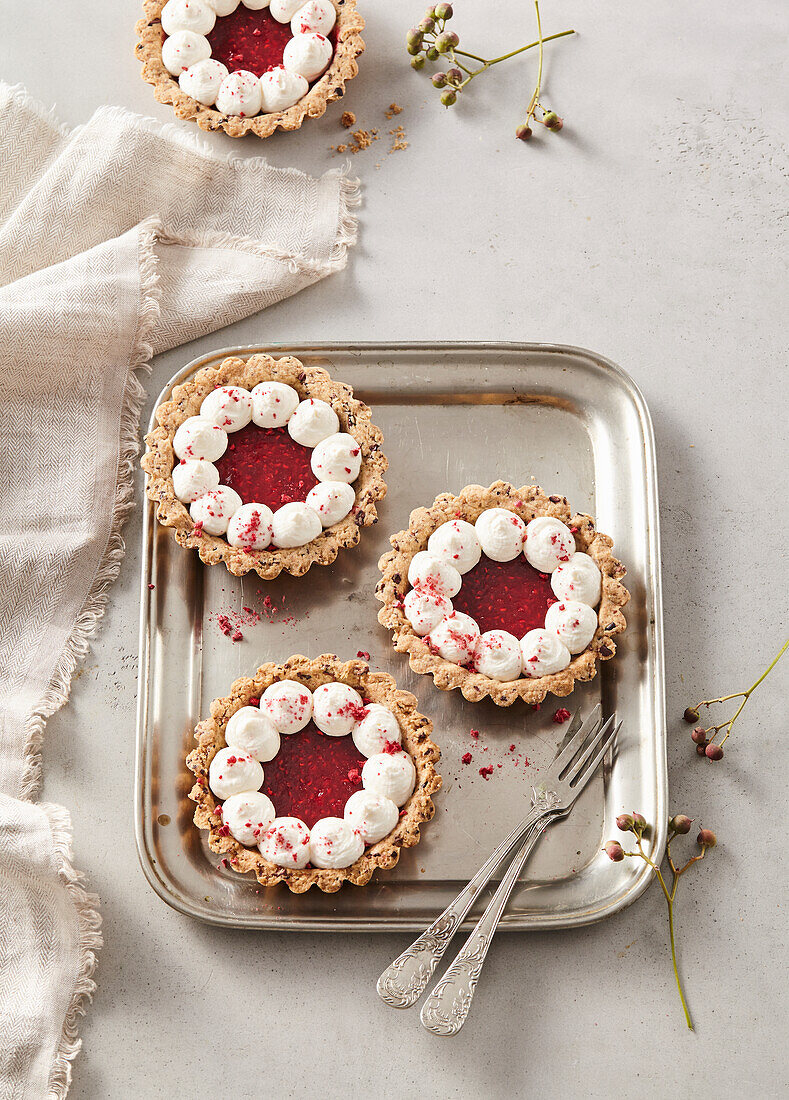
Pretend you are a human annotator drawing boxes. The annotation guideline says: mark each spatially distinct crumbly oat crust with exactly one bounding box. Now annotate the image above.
[142,353,387,578]
[376,482,630,707]
[187,655,442,893]
[135,0,365,139]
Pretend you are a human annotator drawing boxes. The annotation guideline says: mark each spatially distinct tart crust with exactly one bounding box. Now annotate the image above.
[142,353,387,578]
[187,654,442,892]
[376,482,630,707]
[135,0,364,138]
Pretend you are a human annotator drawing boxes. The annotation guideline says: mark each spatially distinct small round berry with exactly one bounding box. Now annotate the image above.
[426,46,439,60]
[440,88,457,106]
[431,71,448,87]
[691,726,708,745]
[604,841,625,862]
[435,30,459,53]
[543,111,564,131]
[446,67,463,84]
[684,707,700,724]
[516,124,533,141]
[434,2,453,18]
[631,813,647,833]
[696,744,707,756]
[406,27,424,48]
[419,16,436,31]
[616,813,635,832]
[411,55,426,69]
[697,828,717,848]
[669,815,692,835]
[705,742,724,761]
[407,42,423,56]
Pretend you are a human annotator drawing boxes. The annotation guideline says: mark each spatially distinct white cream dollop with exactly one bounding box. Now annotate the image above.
[216,70,263,116]
[208,747,264,800]
[352,704,401,758]
[250,381,300,427]
[344,790,398,845]
[162,30,212,76]
[427,610,480,665]
[172,458,220,503]
[474,630,523,681]
[427,520,481,574]
[283,32,333,81]
[225,706,281,761]
[362,750,416,807]
[190,485,243,535]
[270,501,322,547]
[261,680,313,734]
[199,385,253,432]
[270,0,306,22]
[226,502,274,550]
[305,481,355,527]
[258,816,311,868]
[523,516,576,572]
[287,398,340,447]
[550,551,602,607]
[545,599,599,654]
[221,791,275,846]
[259,66,309,112]
[312,682,364,737]
[407,551,462,598]
[404,589,453,636]
[310,433,361,483]
[179,58,229,105]
[173,416,228,461]
[475,508,526,562]
[309,817,364,869]
[291,0,336,36]
[207,0,241,15]
[520,629,572,677]
[161,0,216,36]
[241,0,271,8]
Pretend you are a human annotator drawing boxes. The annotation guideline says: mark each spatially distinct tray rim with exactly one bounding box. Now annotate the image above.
[135,339,667,932]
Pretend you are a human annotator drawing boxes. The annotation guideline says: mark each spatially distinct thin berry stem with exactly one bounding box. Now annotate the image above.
[695,637,788,748]
[639,834,694,1029]
[453,29,575,70]
[525,0,545,123]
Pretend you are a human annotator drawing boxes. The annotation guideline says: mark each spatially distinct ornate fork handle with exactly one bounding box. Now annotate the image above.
[420,812,559,1036]
[376,806,550,1009]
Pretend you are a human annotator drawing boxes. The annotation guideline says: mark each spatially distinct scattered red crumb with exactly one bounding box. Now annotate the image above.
[461,752,472,765]
[213,805,223,815]
[249,697,259,706]
[479,765,494,780]
[347,767,361,784]
[193,520,204,537]
[470,728,480,740]
[148,583,155,590]
[509,743,516,751]
[232,629,244,642]
[218,858,229,869]
[382,740,402,755]
[553,708,571,724]
[356,650,370,660]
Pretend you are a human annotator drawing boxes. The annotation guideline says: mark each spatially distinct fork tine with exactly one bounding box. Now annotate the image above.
[551,703,602,775]
[563,714,617,784]
[568,719,621,789]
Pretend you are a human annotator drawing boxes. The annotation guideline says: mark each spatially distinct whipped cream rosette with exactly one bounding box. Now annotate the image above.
[187,656,441,892]
[142,353,387,580]
[377,482,630,706]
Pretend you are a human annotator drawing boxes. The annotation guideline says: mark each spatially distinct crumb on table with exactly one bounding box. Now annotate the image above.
[385,103,403,119]
[341,111,356,128]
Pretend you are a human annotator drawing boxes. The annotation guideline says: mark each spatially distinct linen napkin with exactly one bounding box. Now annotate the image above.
[0,82,359,1098]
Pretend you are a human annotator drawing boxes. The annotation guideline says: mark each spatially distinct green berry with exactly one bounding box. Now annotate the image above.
[515,124,533,141]
[669,815,692,834]
[435,2,454,18]
[446,67,463,84]
[431,72,448,88]
[543,111,564,131]
[440,88,457,106]
[426,46,439,60]
[411,55,426,70]
[435,30,459,53]
[406,27,424,48]
[419,17,435,32]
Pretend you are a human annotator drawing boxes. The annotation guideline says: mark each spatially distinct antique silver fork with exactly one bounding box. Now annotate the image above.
[377,707,619,1031]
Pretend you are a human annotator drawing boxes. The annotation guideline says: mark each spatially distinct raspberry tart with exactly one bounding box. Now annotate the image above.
[376,482,629,706]
[142,353,387,578]
[136,0,364,138]
[187,655,441,892]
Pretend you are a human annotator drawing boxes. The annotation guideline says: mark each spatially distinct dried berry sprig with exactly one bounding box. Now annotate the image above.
[683,638,788,761]
[406,2,574,137]
[605,813,717,1030]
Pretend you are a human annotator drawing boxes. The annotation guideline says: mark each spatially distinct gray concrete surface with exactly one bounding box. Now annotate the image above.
[3,0,788,1096]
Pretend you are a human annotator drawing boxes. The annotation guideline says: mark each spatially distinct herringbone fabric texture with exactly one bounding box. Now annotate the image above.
[0,82,359,1098]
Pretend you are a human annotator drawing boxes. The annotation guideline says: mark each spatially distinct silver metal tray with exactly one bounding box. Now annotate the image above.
[135,342,666,931]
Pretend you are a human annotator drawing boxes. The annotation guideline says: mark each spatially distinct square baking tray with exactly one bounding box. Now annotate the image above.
[135,342,666,931]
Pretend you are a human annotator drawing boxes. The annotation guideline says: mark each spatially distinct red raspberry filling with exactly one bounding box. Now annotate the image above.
[215,422,318,510]
[453,555,556,638]
[260,721,366,829]
[207,7,339,79]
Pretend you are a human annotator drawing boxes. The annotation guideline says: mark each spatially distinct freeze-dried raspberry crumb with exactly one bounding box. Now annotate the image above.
[356,650,370,660]
[232,629,244,642]
[479,765,494,780]
[461,752,472,765]
[470,728,479,740]
[553,708,571,724]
